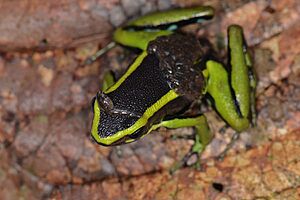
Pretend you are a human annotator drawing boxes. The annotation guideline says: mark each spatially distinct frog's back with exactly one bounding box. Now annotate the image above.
[96,34,208,143]
[107,54,172,115]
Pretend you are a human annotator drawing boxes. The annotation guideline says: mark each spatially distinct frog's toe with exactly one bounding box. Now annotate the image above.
[169,151,201,174]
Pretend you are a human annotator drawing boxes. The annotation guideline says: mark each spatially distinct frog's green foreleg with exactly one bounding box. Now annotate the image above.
[152,116,212,151]
[150,115,212,172]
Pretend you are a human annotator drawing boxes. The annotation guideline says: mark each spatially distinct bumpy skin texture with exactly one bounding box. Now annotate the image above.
[147,34,207,101]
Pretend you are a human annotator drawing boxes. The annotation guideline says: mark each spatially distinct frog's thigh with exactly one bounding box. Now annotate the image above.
[206,60,249,131]
[152,116,213,153]
[113,28,173,50]
[228,25,257,125]
[228,25,253,119]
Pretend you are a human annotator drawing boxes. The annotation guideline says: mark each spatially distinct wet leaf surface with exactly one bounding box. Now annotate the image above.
[0,0,299,199]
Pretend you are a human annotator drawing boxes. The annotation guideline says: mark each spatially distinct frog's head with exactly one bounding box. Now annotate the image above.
[90,92,146,146]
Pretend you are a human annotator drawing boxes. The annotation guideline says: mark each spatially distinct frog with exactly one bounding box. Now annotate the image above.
[90,6,256,167]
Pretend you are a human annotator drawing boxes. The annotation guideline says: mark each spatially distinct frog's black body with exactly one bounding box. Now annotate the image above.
[98,54,185,142]
[97,34,208,145]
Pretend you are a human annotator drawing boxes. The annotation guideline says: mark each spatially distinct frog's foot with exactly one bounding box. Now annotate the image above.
[216,131,240,160]
[150,115,212,174]
[170,151,199,174]
[170,132,207,174]
[218,124,229,134]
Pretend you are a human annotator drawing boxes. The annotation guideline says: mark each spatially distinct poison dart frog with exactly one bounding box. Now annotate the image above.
[90,6,256,166]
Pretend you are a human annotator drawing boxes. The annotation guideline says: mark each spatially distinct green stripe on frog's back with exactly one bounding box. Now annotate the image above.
[105,51,148,93]
[127,6,214,28]
[91,100,101,143]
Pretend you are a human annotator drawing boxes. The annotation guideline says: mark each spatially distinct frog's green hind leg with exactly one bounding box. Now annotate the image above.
[206,60,250,131]
[113,29,173,51]
[114,6,214,50]
[150,115,212,173]
[228,25,256,126]
[85,6,214,63]
[205,25,256,158]
[206,25,256,132]
[205,60,249,159]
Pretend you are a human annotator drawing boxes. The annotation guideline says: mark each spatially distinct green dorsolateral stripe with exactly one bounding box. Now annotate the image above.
[91,100,101,141]
[105,51,148,93]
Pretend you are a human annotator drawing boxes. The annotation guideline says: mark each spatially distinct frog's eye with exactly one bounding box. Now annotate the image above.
[96,91,114,112]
